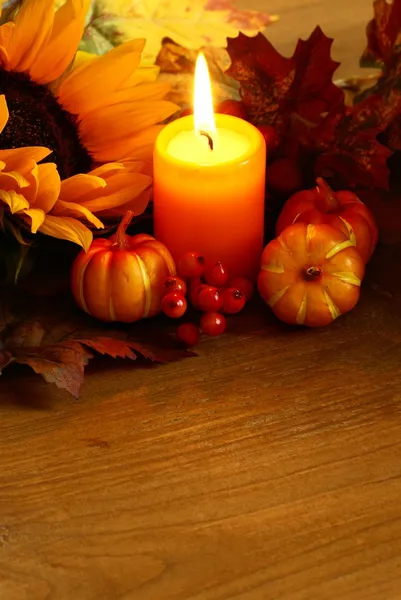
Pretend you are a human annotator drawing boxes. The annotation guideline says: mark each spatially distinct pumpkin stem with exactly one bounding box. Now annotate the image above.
[303,266,322,282]
[114,210,134,249]
[316,177,339,213]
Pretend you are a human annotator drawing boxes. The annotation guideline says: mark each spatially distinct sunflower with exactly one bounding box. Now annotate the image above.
[0,93,102,250]
[0,0,177,248]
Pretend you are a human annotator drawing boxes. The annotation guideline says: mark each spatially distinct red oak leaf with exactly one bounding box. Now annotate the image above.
[226,27,344,131]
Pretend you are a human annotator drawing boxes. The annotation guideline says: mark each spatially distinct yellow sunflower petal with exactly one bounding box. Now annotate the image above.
[0,94,8,134]
[59,173,106,201]
[88,163,126,178]
[58,39,146,114]
[98,188,151,219]
[20,162,39,206]
[0,45,8,68]
[0,147,52,171]
[34,163,61,213]
[23,207,45,233]
[76,81,172,116]
[39,214,93,251]
[0,170,30,190]
[112,160,149,175]
[80,101,176,142]
[0,22,15,50]
[7,0,55,72]
[71,50,97,70]
[81,173,151,213]
[122,65,160,88]
[0,189,29,213]
[87,125,163,163]
[50,199,104,229]
[30,0,89,85]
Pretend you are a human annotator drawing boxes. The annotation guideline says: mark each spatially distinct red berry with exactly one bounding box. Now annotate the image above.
[188,279,208,309]
[222,288,246,314]
[200,312,226,336]
[204,261,229,287]
[163,276,187,297]
[176,323,200,346]
[266,158,304,196]
[228,277,254,302]
[197,286,223,312]
[161,292,187,319]
[217,99,247,120]
[177,251,205,279]
[257,125,280,158]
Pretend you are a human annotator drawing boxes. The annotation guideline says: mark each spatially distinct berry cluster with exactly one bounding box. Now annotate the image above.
[160,251,254,346]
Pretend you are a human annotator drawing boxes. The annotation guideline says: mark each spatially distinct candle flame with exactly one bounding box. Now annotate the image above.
[194,52,216,140]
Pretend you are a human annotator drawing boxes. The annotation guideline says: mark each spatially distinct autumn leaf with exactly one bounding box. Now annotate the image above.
[361,0,401,67]
[84,0,276,64]
[13,341,94,399]
[226,27,344,132]
[308,107,392,190]
[0,290,196,399]
[356,0,401,153]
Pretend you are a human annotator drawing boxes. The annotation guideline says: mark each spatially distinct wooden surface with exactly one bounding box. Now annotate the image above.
[2,2,401,599]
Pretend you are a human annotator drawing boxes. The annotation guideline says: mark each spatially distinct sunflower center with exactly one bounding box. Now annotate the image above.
[0,70,92,179]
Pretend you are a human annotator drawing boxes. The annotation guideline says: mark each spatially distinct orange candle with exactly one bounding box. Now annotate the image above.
[153,54,266,281]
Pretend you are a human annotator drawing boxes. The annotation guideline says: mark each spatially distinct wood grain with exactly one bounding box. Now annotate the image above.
[1,2,401,599]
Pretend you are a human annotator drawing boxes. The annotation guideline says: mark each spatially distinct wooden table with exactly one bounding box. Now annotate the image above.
[2,2,401,599]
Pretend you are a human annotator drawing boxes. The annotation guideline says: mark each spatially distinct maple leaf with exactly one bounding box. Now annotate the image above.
[357,0,401,152]
[226,27,344,132]
[83,0,276,64]
[308,107,392,190]
[0,291,195,399]
[361,0,401,67]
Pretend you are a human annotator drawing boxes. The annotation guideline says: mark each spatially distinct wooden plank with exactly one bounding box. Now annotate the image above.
[1,3,400,600]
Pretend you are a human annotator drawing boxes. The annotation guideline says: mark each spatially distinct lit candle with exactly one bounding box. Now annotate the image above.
[153,53,266,280]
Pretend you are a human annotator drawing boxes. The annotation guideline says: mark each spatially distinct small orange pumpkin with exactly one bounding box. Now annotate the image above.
[258,223,365,327]
[71,211,176,322]
[276,178,378,263]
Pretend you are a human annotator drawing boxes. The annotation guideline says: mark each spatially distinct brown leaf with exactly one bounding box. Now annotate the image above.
[0,350,13,370]
[156,41,197,74]
[4,321,45,349]
[77,337,138,360]
[0,291,196,398]
[14,341,93,399]
[77,336,196,362]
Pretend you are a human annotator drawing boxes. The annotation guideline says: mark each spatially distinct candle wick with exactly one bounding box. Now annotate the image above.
[199,130,214,151]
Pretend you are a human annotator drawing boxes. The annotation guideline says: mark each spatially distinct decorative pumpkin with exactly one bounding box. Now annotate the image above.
[276,178,378,263]
[71,211,176,322]
[258,223,365,327]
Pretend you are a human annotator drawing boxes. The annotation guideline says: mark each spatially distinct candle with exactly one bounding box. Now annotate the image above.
[153,53,266,280]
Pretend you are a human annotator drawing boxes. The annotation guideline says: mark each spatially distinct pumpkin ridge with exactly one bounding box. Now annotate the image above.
[135,254,152,318]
